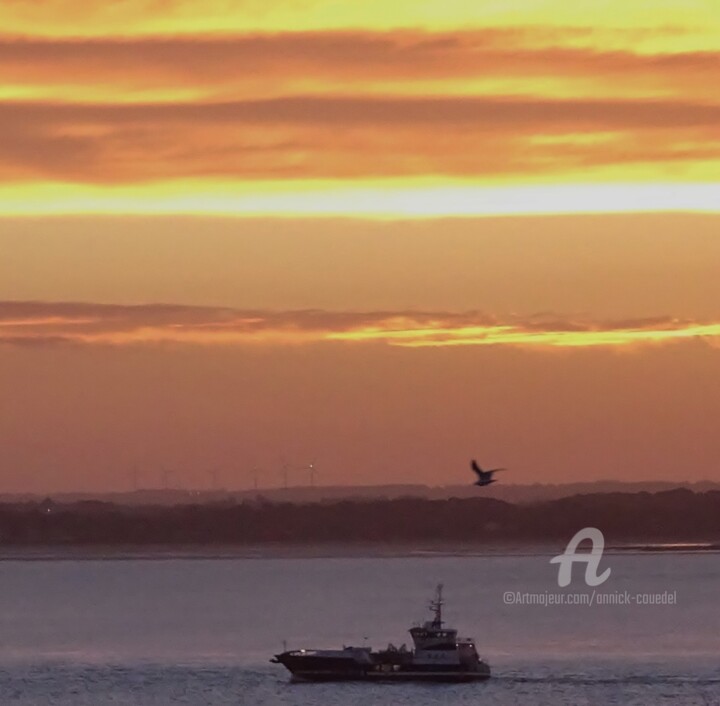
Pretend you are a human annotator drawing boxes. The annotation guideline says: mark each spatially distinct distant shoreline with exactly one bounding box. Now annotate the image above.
[0,542,563,561]
[2,489,720,550]
[3,480,720,507]
[1,541,720,562]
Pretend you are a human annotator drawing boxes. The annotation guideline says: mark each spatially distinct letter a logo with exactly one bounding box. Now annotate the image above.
[550,527,611,587]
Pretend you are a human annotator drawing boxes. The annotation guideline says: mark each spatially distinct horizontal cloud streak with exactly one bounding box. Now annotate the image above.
[0,96,718,182]
[4,95,720,129]
[0,13,718,209]
[1,31,717,101]
[2,302,719,350]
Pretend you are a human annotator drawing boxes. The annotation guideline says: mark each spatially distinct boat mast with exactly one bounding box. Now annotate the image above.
[429,583,444,628]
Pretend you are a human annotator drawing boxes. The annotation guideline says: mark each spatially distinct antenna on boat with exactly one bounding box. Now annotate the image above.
[430,583,444,627]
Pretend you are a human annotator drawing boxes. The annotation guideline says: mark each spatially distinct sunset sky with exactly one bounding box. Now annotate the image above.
[1,1,719,492]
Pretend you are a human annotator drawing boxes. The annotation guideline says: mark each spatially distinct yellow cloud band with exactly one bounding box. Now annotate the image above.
[2,303,719,350]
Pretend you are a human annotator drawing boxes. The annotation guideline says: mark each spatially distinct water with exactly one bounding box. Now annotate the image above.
[0,552,718,704]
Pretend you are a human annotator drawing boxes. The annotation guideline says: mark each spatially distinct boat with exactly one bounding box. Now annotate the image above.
[271,583,491,682]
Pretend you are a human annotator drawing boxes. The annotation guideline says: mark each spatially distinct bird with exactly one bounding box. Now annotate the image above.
[470,460,506,487]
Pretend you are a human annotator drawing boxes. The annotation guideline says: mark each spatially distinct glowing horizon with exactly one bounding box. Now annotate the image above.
[2,181,720,218]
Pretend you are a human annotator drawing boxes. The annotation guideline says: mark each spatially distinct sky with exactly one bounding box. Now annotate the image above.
[1,1,719,492]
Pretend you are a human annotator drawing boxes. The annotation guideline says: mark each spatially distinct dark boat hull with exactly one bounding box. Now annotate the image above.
[288,670,491,683]
[272,652,491,682]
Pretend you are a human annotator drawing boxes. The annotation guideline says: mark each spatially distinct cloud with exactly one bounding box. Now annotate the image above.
[3,94,720,129]
[1,301,719,350]
[0,27,718,184]
[0,95,718,182]
[0,31,717,100]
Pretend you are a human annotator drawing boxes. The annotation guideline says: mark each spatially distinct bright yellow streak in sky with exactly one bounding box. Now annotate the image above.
[2,180,720,218]
[331,322,720,348]
[0,85,210,104]
[4,316,720,350]
[2,0,718,46]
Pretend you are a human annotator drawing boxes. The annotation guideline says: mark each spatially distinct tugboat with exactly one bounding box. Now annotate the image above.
[271,584,491,682]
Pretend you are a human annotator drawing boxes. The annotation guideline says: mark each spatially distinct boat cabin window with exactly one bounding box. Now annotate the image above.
[413,629,456,640]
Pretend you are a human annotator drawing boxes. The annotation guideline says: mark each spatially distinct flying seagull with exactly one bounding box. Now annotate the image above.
[471,460,506,487]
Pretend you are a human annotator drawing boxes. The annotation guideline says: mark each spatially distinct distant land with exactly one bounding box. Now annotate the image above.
[2,480,720,506]
[1,488,720,549]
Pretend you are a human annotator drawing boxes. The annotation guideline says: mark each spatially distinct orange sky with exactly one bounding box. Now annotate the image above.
[1,2,719,491]
[0,1,719,214]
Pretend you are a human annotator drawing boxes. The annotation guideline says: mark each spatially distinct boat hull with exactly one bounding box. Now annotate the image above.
[288,670,491,683]
[272,652,491,682]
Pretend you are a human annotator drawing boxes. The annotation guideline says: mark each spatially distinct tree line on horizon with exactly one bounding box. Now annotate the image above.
[0,489,718,545]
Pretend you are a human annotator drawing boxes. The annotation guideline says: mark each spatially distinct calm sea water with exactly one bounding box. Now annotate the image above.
[0,552,718,705]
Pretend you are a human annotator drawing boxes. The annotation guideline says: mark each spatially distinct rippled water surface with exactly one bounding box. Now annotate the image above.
[0,552,718,704]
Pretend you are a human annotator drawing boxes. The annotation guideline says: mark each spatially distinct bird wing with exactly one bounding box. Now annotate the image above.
[470,459,483,476]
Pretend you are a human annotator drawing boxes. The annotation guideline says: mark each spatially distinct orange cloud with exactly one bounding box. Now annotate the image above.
[0,12,717,214]
[1,32,718,103]
[2,302,719,350]
[0,96,718,183]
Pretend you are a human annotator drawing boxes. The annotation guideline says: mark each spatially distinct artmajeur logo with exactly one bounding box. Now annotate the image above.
[503,527,677,607]
[550,527,612,587]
